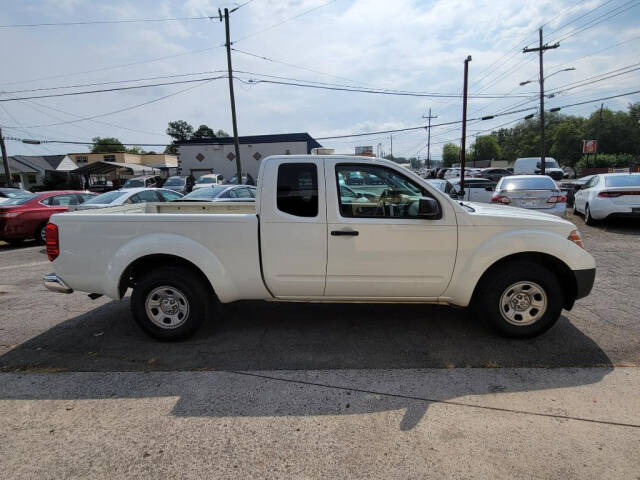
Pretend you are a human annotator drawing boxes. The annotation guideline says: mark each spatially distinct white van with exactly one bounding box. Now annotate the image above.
[513,157,564,180]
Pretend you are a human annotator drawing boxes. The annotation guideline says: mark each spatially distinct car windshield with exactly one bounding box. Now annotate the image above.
[1,189,31,198]
[83,190,127,204]
[605,175,640,187]
[196,177,218,184]
[182,186,227,199]
[499,177,556,190]
[535,159,560,169]
[164,177,185,186]
[123,179,144,188]
[427,180,446,191]
[0,194,37,205]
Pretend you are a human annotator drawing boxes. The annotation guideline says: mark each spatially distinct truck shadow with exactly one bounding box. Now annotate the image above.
[0,298,614,429]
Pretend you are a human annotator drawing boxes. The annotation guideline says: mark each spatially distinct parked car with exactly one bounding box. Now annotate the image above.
[573,173,640,224]
[513,157,564,180]
[0,190,95,244]
[162,176,188,195]
[226,173,256,185]
[192,173,225,190]
[443,168,476,179]
[491,175,566,217]
[87,180,114,193]
[479,168,512,183]
[44,155,595,341]
[175,185,256,202]
[122,175,162,189]
[449,178,497,203]
[426,179,457,197]
[0,187,32,204]
[71,188,183,210]
[558,176,594,207]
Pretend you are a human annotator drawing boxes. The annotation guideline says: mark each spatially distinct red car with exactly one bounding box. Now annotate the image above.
[0,190,96,245]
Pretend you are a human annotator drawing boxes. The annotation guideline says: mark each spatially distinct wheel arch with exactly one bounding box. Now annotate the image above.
[471,252,577,310]
[118,254,217,300]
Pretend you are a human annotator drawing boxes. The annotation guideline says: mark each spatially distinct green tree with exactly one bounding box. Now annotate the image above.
[215,129,230,137]
[192,124,215,139]
[442,143,460,167]
[166,120,194,141]
[469,135,502,161]
[549,119,584,168]
[91,137,126,153]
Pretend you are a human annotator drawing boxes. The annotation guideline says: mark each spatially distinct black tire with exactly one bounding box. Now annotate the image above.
[585,204,598,226]
[130,266,213,340]
[474,261,564,338]
[35,223,47,245]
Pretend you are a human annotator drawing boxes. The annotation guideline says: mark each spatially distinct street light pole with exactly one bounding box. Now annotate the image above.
[460,55,471,196]
[523,28,559,175]
[0,128,13,188]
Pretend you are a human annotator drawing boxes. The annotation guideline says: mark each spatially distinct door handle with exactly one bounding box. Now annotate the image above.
[331,230,359,236]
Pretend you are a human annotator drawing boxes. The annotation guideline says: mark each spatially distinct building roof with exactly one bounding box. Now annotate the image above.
[10,155,71,172]
[1,157,38,174]
[175,132,322,151]
[72,161,161,176]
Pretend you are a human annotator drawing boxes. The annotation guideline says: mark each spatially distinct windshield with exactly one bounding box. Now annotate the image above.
[499,177,557,191]
[83,190,127,204]
[164,177,185,186]
[535,159,560,169]
[123,179,144,188]
[196,177,218,184]
[0,194,36,205]
[1,189,31,198]
[182,186,227,199]
[605,175,640,188]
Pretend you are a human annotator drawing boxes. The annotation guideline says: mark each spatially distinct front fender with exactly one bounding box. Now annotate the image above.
[442,228,595,306]
[104,233,231,301]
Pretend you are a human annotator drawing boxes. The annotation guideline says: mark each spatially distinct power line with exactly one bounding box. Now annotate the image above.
[0,76,227,102]
[0,15,219,28]
[4,77,221,129]
[233,0,339,43]
[236,76,536,98]
[0,47,220,88]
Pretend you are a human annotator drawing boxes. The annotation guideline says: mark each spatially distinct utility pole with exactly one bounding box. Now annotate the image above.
[0,128,12,188]
[422,108,437,169]
[390,134,393,160]
[474,133,478,167]
[595,103,604,163]
[223,8,242,183]
[460,55,471,196]
[523,27,559,175]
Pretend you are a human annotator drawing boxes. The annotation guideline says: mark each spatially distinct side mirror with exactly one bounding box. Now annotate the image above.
[418,197,442,219]
[485,186,494,191]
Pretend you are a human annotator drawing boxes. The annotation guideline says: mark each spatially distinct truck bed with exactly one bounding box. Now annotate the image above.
[70,201,256,215]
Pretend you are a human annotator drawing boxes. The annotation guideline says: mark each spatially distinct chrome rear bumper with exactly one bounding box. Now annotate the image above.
[43,273,73,294]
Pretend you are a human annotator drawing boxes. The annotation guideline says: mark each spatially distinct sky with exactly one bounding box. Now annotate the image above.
[0,0,639,160]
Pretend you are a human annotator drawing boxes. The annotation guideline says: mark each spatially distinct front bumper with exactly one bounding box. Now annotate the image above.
[43,273,73,294]
[574,268,596,300]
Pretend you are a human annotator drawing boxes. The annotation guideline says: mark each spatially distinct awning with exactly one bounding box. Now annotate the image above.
[72,161,161,176]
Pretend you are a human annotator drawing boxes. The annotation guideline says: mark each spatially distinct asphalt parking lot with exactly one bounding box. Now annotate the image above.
[1,212,639,478]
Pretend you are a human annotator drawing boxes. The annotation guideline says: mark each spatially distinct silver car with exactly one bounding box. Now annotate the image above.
[491,175,566,217]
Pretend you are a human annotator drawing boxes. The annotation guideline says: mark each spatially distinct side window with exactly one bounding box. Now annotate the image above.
[77,193,95,203]
[127,194,141,204]
[136,190,160,203]
[248,188,256,198]
[583,177,597,190]
[158,190,182,201]
[277,163,318,217]
[335,164,433,218]
[43,194,79,206]
[235,188,252,199]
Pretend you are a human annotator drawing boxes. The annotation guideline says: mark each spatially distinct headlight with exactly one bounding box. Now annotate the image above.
[568,229,584,249]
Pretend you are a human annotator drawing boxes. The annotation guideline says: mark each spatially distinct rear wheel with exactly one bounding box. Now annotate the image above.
[35,223,47,245]
[130,266,212,340]
[585,204,598,226]
[474,261,564,338]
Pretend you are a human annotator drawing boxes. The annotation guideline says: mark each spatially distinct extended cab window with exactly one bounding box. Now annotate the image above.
[277,163,318,217]
[336,164,434,218]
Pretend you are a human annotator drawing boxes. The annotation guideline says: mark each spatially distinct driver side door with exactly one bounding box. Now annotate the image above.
[325,161,458,299]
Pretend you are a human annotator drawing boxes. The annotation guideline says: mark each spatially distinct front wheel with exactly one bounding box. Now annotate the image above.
[474,261,564,338]
[130,266,212,340]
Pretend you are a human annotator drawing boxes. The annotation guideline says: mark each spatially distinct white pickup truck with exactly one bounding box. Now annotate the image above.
[43,155,596,340]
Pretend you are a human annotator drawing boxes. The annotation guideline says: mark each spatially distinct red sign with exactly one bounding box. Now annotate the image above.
[583,140,597,154]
